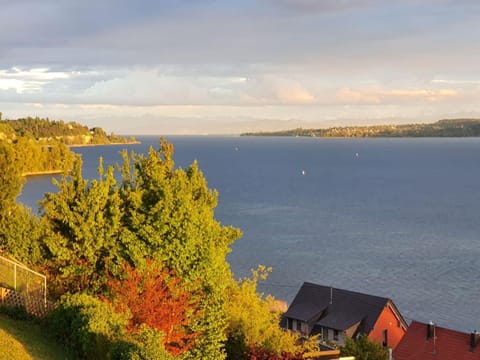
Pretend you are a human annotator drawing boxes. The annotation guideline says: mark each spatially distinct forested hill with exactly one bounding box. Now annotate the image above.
[241,119,480,138]
[0,113,137,177]
[0,114,137,145]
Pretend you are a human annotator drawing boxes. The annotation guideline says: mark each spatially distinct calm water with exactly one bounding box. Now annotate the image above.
[19,136,480,332]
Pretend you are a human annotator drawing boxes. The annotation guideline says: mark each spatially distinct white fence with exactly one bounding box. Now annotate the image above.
[0,254,46,306]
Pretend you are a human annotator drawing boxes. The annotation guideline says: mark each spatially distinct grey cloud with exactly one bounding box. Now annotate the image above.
[267,0,376,13]
[1,0,477,70]
[0,0,182,50]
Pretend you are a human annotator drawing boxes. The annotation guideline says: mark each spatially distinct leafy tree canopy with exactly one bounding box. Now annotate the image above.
[39,139,242,359]
[340,334,388,360]
[224,266,301,359]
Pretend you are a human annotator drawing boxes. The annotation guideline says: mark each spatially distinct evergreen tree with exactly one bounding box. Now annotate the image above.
[40,157,123,296]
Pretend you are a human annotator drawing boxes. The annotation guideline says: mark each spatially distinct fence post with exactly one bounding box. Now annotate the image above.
[44,276,47,307]
[14,263,17,291]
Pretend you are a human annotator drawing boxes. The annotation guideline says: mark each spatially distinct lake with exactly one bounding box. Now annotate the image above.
[19,136,480,332]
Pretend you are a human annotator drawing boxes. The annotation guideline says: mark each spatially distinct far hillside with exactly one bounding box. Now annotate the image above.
[0,112,137,177]
[242,118,480,138]
[0,112,137,145]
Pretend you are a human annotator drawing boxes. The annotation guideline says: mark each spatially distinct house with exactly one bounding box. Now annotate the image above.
[282,282,408,349]
[393,320,480,360]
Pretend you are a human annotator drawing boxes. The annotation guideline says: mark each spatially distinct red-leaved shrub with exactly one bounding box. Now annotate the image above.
[107,260,202,355]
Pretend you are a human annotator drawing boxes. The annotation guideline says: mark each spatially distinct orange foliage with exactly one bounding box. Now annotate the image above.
[107,260,202,355]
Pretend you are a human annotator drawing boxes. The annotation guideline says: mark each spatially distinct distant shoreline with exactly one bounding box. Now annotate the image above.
[22,170,64,177]
[68,141,141,148]
[241,118,480,138]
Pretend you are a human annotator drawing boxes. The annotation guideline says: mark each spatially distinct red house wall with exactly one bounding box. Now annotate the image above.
[368,304,407,349]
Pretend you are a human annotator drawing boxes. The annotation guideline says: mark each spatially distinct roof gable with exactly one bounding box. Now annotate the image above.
[283,282,391,334]
[394,321,480,360]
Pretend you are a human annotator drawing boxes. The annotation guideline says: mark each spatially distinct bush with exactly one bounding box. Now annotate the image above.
[48,293,128,359]
[111,325,175,360]
[224,266,300,358]
[340,334,388,360]
[247,344,304,360]
[107,260,201,356]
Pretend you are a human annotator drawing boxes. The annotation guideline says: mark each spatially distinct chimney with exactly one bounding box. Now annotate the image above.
[470,330,480,351]
[427,321,435,340]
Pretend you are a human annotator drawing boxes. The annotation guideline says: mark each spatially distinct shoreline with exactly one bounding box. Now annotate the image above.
[68,141,141,148]
[22,170,64,177]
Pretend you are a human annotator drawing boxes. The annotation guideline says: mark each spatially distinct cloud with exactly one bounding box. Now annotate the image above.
[0,63,472,113]
[240,76,316,105]
[0,66,320,106]
[336,87,460,104]
[2,0,478,75]
[267,0,375,13]
[81,71,318,106]
[336,88,381,104]
[0,68,70,93]
[432,79,480,85]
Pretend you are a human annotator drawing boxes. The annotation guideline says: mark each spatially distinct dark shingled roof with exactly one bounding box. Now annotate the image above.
[283,282,390,334]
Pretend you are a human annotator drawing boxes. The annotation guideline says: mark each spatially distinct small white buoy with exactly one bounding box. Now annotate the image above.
[301,170,306,176]
[355,152,359,158]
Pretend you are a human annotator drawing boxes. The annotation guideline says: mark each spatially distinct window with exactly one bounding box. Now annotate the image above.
[382,329,388,347]
[334,330,339,341]
[296,320,302,332]
[323,327,329,340]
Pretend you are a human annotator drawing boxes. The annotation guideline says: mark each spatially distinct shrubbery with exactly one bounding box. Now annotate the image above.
[48,293,129,359]
[111,325,175,360]
[224,266,302,359]
[107,260,202,356]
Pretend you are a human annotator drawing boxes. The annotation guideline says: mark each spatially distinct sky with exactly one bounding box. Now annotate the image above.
[1,0,480,134]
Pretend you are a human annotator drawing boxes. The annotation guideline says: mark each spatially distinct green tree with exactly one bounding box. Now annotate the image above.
[224,266,300,359]
[0,141,47,264]
[0,142,24,211]
[117,140,241,359]
[340,334,388,360]
[40,157,123,296]
[0,205,43,264]
[39,139,241,358]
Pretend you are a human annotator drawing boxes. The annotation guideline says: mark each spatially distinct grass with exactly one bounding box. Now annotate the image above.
[0,313,72,360]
